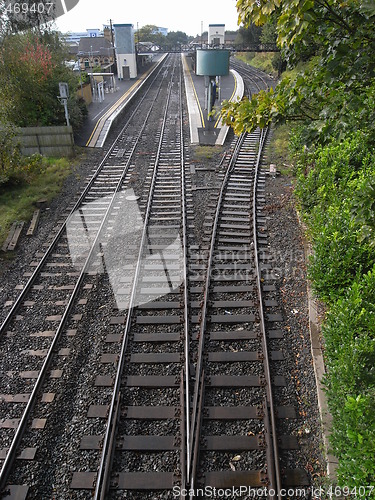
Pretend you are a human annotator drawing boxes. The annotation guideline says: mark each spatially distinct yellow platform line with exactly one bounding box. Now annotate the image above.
[85,80,141,147]
[86,61,163,148]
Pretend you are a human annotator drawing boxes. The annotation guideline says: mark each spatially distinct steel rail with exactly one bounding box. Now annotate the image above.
[93,56,189,499]
[188,126,280,494]
[188,131,246,487]
[231,60,282,498]
[0,55,173,493]
[251,127,282,499]
[179,68,191,488]
[0,55,170,338]
[230,59,272,92]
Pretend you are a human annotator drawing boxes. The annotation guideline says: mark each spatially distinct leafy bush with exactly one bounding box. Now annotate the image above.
[308,203,375,304]
[323,269,375,488]
[294,132,375,303]
[294,129,375,489]
[0,125,46,190]
[0,153,46,190]
[352,175,375,248]
[0,124,21,180]
[0,32,85,132]
[294,132,373,215]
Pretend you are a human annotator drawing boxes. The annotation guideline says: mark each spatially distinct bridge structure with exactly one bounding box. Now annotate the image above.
[137,44,280,54]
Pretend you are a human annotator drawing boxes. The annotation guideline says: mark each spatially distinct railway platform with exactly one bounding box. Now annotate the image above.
[75,54,167,148]
[182,53,244,145]
[77,52,243,149]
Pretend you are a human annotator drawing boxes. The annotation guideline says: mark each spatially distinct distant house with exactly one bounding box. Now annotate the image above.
[138,41,161,52]
[77,36,115,72]
[224,33,238,48]
[190,34,208,48]
[63,28,103,46]
[208,24,225,46]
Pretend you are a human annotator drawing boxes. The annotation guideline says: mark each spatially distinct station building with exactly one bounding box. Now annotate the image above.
[77,36,115,72]
[208,24,225,47]
[113,24,137,80]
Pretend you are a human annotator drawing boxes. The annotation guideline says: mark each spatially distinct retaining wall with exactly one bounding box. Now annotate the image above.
[17,126,75,157]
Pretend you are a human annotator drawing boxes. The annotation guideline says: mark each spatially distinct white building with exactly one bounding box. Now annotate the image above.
[63,28,103,46]
[114,24,137,79]
[208,24,225,46]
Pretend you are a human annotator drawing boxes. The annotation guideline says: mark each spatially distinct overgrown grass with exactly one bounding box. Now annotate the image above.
[266,124,293,175]
[234,52,278,78]
[193,145,222,161]
[0,157,75,248]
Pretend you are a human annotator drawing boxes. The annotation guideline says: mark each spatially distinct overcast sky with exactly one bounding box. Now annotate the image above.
[55,0,240,37]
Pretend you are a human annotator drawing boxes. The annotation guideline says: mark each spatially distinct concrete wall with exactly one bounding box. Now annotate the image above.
[17,126,75,157]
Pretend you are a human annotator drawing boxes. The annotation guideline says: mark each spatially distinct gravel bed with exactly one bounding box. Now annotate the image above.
[0,58,326,498]
[0,148,104,317]
[262,165,326,481]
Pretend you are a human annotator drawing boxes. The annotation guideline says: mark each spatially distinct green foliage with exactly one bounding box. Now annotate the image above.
[234,52,278,78]
[352,176,375,247]
[236,24,262,46]
[294,129,375,488]
[295,132,374,214]
[0,123,20,179]
[0,155,72,247]
[136,25,189,49]
[322,270,375,487]
[294,132,375,304]
[0,31,85,131]
[308,203,374,304]
[137,25,166,46]
[0,125,46,189]
[0,0,55,35]
[260,15,277,45]
[225,0,375,145]
[222,87,278,134]
[234,0,375,490]
[166,31,189,48]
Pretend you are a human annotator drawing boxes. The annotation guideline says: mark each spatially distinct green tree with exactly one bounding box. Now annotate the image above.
[165,31,189,49]
[0,0,55,37]
[0,31,86,130]
[221,0,375,145]
[235,24,262,47]
[137,25,166,47]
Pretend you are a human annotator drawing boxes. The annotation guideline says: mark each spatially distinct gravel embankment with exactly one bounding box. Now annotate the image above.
[0,121,327,494]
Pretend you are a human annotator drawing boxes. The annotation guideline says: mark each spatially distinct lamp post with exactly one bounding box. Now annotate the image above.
[77,53,84,97]
[58,82,70,127]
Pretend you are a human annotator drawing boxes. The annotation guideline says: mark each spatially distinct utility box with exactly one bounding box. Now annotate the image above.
[196,49,230,77]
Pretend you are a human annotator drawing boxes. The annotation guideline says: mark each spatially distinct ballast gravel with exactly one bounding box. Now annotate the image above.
[0,123,327,497]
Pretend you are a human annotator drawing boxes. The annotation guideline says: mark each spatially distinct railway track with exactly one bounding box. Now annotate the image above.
[188,128,309,497]
[0,53,181,498]
[0,54,316,499]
